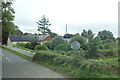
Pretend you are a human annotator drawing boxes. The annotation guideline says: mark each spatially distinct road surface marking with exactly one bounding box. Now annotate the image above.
[5,57,13,63]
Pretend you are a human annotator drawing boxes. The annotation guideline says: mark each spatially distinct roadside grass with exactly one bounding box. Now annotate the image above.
[2,46,32,61]
[103,57,118,62]
[33,59,118,78]
[12,45,37,53]
[33,51,118,78]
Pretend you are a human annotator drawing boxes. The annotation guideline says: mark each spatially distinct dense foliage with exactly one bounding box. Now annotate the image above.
[34,45,49,51]
[55,44,67,51]
[98,30,115,40]
[50,35,66,50]
[63,33,73,38]
[42,41,51,49]
[66,43,72,51]
[16,42,26,47]
[85,36,102,59]
[12,24,118,78]
[33,51,118,78]
[30,41,39,50]
[2,1,22,44]
[69,35,87,50]
[24,43,31,49]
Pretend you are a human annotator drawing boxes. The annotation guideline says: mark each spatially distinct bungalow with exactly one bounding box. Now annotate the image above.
[7,34,53,47]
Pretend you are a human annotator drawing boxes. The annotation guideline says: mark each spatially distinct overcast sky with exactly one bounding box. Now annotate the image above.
[12,0,119,37]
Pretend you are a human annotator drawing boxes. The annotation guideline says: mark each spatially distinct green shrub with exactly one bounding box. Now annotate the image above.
[34,45,49,51]
[99,48,118,58]
[32,50,118,78]
[50,35,66,50]
[24,43,31,49]
[16,42,26,47]
[99,44,104,49]
[66,43,72,51]
[55,43,67,51]
[43,41,51,49]
[30,41,39,50]
[69,35,87,50]
[33,50,74,65]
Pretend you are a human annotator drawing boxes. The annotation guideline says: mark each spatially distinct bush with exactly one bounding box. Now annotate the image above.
[30,41,39,50]
[33,51,74,65]
[50,35,66,50]
[55,44,67,51]
[66,43,72,51]
[43,41,51,49]
[99,48,118,58]
[24,43,31,49]
[34,45,49,51]
[16,42,26,47]
[69,35,87,50]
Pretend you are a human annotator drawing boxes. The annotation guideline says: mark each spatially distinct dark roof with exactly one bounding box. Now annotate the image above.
[10,34,50,42]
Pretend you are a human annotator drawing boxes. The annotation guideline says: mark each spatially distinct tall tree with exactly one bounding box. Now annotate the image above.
[2,0,22,44]
[81,29,87,38]
[86,36,101,58]
[36,15,51,34]
[2,0,15,44]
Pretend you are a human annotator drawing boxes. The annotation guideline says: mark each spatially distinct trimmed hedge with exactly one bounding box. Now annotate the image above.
[34,45,49,51]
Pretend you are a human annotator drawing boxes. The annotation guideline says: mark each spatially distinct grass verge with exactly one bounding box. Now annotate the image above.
[2,46,32,61]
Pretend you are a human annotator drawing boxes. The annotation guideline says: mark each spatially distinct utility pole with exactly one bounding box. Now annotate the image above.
[66,24,67,34]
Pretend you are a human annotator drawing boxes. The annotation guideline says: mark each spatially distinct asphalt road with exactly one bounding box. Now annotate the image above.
[2,48,64,78]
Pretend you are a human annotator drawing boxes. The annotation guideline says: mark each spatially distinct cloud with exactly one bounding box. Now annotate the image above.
[12,0,119,37]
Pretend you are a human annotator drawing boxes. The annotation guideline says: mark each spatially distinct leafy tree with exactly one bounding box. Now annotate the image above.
[2,1,22,44]
[55,43,67,51]
[81,29,94,40]
[87,29,94,39]
[33,33,38,35]
[49,32,58,37]
[86,36,101,58]
[50,35,66,50]
[2,1,15,44]
[24,43,31,49]
[81,29,87,38]
[63,33,73,38]
[69,35,87,50]
[34,45,49,51]
[73,33,79,36]
[36,15,51,34]
[66,43,72,51]
[11,25,23,35]
[98,30,115,40]
[23,33,32,35]
[43,41,51,49]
